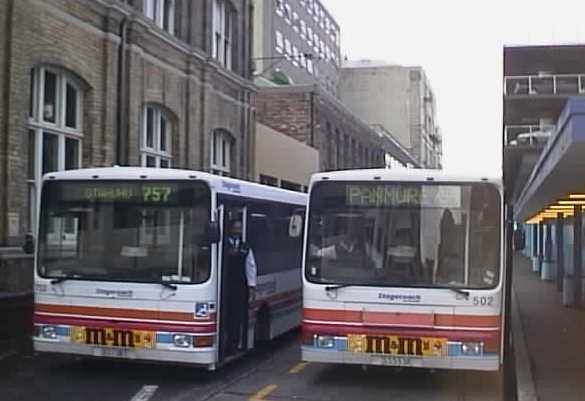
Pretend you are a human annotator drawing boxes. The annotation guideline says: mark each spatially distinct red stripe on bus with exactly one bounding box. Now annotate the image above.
[303,308,500,328]
[35,304,215,323]
[34,314,216,333]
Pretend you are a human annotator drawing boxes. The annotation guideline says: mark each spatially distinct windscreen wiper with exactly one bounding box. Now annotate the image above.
[50,277,69,285]
[159,282,178,291]
[442,286,470,298]
[325,284,353,292]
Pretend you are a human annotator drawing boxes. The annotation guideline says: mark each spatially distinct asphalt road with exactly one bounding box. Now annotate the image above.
[0,332,503,401]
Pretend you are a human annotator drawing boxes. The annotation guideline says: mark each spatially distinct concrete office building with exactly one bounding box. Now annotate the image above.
[0,0,255,286]
[339,60,443,169]
[253,0,341,96]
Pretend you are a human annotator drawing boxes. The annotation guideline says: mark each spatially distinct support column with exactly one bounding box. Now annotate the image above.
[532,224,540,272]
[563,219,575,306]
[542,221,556,281]
[556,213,564,292]
[574,206,582,307]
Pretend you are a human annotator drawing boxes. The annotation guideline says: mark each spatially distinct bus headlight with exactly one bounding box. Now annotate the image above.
[41,325,58,340]
[316,335,335,349]
[461,342,482,356]
[172,334,192,348]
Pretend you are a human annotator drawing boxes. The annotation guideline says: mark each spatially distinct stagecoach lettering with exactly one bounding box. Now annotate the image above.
[378,293,422,303]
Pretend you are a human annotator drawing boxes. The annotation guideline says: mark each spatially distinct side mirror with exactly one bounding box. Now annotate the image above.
[23,233,35,254]
[209,221,221,244]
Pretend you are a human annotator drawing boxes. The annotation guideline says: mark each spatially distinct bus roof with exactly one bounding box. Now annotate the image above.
[42,167,307,205]
[309,169,502,187]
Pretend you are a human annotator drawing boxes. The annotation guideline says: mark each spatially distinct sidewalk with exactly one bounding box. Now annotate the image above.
[0,291,33,362]
[513,253,585,401]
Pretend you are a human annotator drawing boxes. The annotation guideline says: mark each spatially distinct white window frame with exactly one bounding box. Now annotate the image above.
[284,3,292,24]
[28,66,83,236]
[275,31,284,54]
[212,0,233,70]
[292,46,299,67]
[300,20,307,39]
[141,105,172,168]
[211,130,232,176]
[285,39,292,60]
[292,11,300,32]
[143,0,175,35]
[275,0,284,16]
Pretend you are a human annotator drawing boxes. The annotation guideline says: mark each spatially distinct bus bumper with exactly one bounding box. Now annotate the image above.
[301,346,500,371]
[34,338,217,367]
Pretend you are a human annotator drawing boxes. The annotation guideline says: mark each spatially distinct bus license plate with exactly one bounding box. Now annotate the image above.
[372,355,412,367]
[71,326,155,349]
[347,334,447,357]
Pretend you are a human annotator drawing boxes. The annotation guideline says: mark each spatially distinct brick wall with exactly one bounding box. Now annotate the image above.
[0,0,256,246]
[256,85,386,172]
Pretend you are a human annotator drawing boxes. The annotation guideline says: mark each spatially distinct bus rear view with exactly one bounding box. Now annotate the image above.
[302,170,503,371]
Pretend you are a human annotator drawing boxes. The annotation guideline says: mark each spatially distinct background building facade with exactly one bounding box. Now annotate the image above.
[503,45,585,201]
[256,85,418,173]
[339,60,442,169]
[253,0,341,96]
[0,0,255,251]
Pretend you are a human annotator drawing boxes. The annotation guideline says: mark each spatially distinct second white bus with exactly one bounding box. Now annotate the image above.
[301,169,504,371]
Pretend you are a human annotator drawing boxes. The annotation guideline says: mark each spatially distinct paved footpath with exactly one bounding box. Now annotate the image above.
[513,254,585,401]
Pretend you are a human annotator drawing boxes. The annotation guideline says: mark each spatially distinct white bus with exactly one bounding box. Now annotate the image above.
[33,167,306,370]
[301,169,504,371]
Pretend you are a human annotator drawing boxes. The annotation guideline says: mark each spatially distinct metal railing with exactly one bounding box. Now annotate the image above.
[504,74,585,96]
[505,124,555,146]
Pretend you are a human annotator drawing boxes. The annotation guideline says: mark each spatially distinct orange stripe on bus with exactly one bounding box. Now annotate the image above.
[35,304,213,322]
[303,308,500,328]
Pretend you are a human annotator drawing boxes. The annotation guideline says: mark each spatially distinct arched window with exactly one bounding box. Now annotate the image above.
[28,66,83,233]
[141,104,172,168]
[211,129,233,176]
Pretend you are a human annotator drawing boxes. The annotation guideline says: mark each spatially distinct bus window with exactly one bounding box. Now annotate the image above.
[38,180,212,284]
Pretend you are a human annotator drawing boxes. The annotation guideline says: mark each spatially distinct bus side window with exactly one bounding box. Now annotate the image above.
[247,204,273,276]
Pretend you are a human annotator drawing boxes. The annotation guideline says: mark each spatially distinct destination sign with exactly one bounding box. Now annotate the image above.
[346,185,422,207]
[345,184,462,208]
[55,181,198,205]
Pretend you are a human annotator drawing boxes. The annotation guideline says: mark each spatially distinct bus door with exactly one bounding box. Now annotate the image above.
[217,201,249,361]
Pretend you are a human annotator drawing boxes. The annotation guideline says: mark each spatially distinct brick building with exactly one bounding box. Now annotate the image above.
[0,0,256,252]
[256,85,418,174]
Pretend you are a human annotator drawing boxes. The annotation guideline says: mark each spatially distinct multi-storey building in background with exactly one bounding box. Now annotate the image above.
[503,45,585,201]
[0,0,255,261]
[253,0,341,96]
[339,60,443,169]
[252,1,419,186]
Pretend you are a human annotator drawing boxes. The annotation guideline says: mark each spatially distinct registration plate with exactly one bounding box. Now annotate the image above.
[347,334,447,357]
[71,326,155,349]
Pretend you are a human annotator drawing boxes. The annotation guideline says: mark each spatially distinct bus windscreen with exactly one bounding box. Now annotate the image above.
[306,181,501,289]
[38,180,212,284]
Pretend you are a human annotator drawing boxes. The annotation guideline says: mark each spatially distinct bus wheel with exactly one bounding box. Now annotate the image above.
[254,305,270,347]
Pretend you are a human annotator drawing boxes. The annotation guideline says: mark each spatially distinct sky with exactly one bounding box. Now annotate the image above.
[320,0,585,175]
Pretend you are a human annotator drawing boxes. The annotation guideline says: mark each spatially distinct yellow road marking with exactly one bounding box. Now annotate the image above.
[288,362,308,374]
[249,384,278,401]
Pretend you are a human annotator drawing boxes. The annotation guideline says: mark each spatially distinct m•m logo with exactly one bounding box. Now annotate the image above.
[85,328,107,345]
